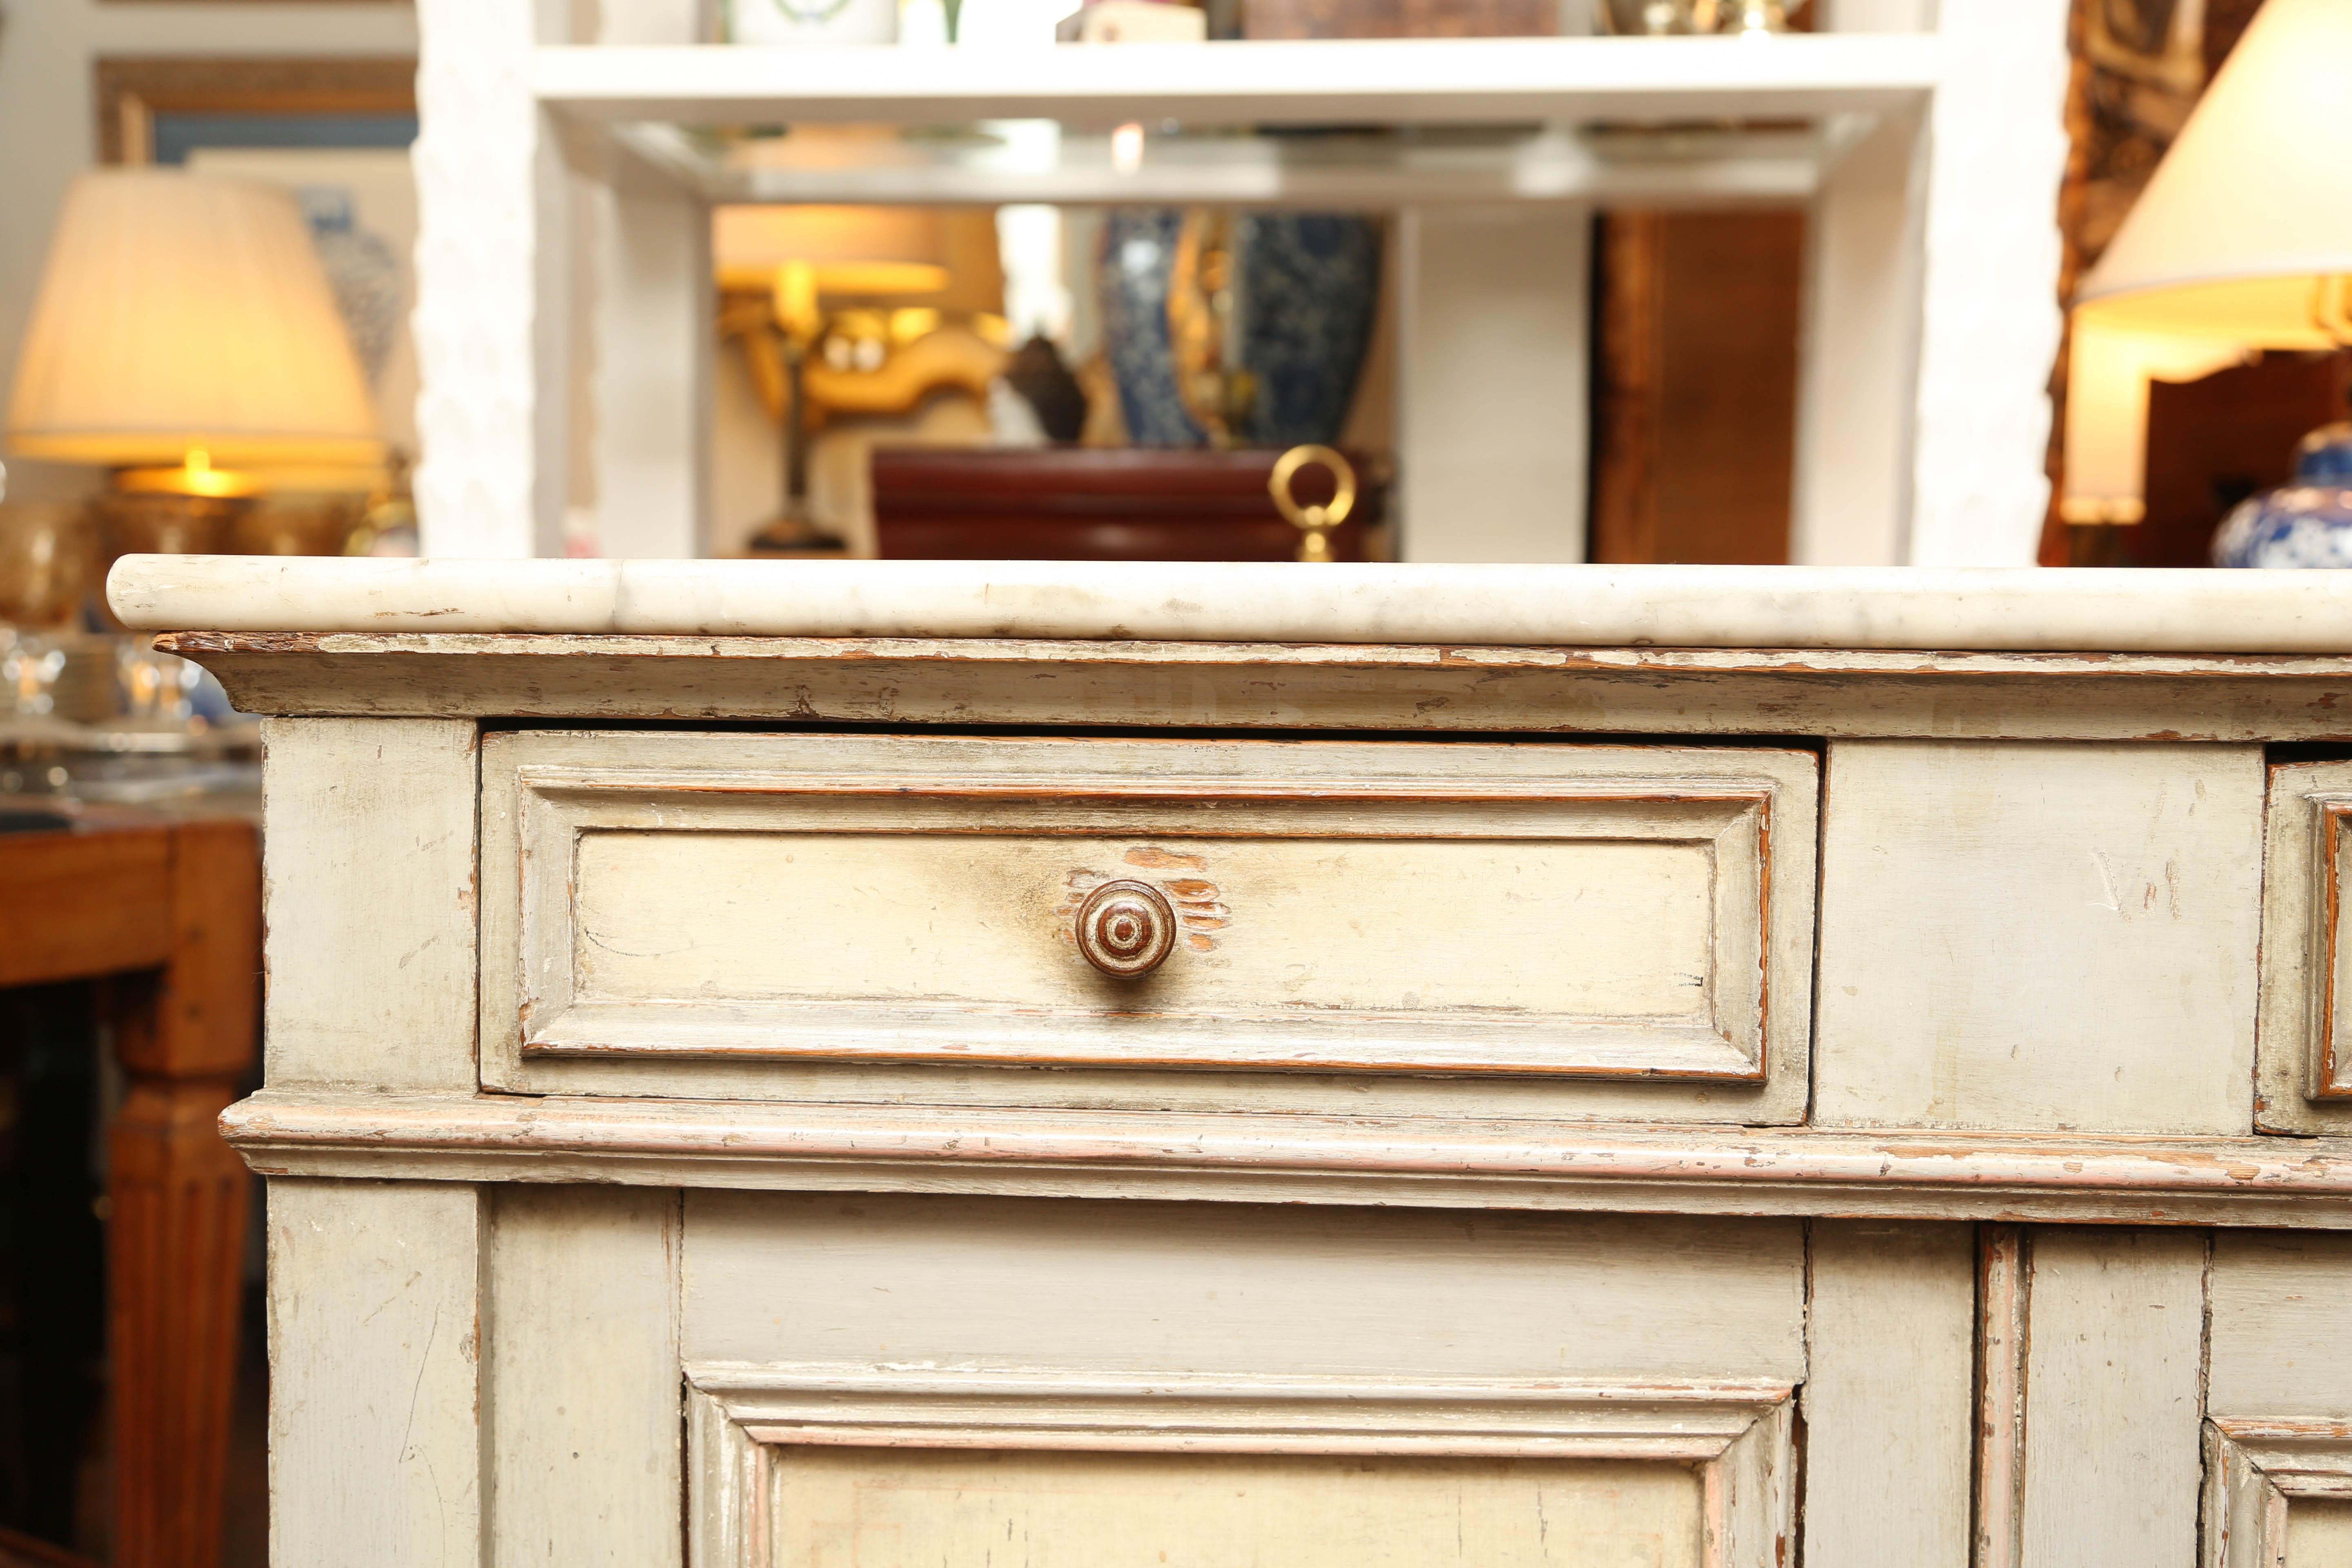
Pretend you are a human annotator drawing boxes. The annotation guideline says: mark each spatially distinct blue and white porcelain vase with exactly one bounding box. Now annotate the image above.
[1099,209,1203,447]
[2212,423,2352,567]
[1098,208,1381,449]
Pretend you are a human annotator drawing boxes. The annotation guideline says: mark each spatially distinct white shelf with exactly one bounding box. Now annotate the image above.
[618,120,1855,207]
[535,34,1939,130]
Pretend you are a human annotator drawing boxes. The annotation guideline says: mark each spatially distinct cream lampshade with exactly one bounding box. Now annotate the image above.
[2063,0,2352,533]
[2074,0,2352,345]
[5,169,383,477]
[713,205,950,302]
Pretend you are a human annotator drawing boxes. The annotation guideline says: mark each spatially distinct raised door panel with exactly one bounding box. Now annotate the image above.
[765,1449,1700,1568]
[481,731,1819,1122]
[2207,1233,2352,1567]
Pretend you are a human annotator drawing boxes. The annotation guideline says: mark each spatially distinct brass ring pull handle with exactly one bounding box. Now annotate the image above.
[1268,444,1357,564]
[1075,879,1177,978]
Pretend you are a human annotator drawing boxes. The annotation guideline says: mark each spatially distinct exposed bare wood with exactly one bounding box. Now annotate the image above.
[1975,1225,2029,1568]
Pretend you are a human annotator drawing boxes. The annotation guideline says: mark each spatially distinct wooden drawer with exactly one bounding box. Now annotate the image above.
[481,732,1817,1120]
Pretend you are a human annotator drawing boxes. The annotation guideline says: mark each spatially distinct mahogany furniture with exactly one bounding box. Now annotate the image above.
[0,814,258,1568]
[870,448,1379,562]
[114,554,2352,1568]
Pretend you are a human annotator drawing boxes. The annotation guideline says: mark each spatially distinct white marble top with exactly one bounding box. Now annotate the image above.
[106,554,2352,653]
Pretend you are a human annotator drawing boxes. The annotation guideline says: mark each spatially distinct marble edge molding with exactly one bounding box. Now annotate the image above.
[105,554,2352,654]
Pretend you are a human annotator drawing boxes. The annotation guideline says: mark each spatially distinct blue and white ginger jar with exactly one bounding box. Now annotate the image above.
[2212,423,2352,567]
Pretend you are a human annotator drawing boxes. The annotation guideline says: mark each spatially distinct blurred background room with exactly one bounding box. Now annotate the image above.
[0,0,2349,1562]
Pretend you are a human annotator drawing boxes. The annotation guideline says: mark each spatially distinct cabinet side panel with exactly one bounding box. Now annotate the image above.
[488,1185,684,1566]
[262,717,480,1090]
[2018,1229,2205,1568]
[1815,740,2262,1133]
[267,1178,482,1568]
[1801,1221,1974,1568]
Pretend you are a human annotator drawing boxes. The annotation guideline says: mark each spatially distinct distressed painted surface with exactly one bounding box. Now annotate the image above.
[2256,762,2352,1134]
[486,730,1814,1118]
[169,631,2352,741]
[574,832,1719,1054]
[1816,740,2263,1134]
[2211,1233,2352,1419]
[486,1187,682,1567]
[2017,1229,2205,1568]
[261,717,479,1091]
[267,1179,481,1568]
[1802,1223,1974,1568]
[681,1193,1805,1382]
[2290,1502,2352,1567]
[222,1088,2352,1227]
[769,1449,1700,1568]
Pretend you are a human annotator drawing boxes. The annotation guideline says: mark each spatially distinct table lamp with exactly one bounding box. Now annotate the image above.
[4,169,383,555]
[2067,0,2352,564]
[713,204,949,554]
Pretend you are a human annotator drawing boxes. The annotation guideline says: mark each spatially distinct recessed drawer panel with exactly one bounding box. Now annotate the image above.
[481,733,1817,1118]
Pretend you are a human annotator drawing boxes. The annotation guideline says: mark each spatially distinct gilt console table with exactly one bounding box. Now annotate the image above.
[110,555,2352,1568]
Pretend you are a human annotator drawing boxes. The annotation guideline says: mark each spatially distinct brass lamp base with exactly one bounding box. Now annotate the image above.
[93,489,249,558]
[746,509,850,558]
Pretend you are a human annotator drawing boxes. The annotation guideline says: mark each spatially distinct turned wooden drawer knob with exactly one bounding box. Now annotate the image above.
[1076,879,1177,978]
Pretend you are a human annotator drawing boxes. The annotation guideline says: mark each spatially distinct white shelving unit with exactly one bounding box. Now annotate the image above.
[532,34,1939,125]
[409,0,2074,566]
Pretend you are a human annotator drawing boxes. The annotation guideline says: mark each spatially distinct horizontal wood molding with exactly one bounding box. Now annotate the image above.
[160,632,2352,741]
[224,1090,2352,1226]
[687,1368,1795,1568]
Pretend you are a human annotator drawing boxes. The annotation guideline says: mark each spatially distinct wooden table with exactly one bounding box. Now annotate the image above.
[0,814,258,1568]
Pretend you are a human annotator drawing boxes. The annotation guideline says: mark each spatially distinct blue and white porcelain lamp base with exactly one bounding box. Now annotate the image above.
[2212,422,2352,567]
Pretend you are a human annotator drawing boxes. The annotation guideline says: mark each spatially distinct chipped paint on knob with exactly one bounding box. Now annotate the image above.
[1075,878,1177,978]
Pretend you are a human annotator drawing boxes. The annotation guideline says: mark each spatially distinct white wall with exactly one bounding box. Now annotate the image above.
[0,0,419,502]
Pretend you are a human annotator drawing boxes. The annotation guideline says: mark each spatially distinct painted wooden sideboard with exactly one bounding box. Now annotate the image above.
[110,556,2352,1568]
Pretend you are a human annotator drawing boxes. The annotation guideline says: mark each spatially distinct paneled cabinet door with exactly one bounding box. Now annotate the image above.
[468,1192,1990,1568]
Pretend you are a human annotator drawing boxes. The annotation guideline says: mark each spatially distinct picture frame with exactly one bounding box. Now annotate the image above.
[95,56,415,167]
